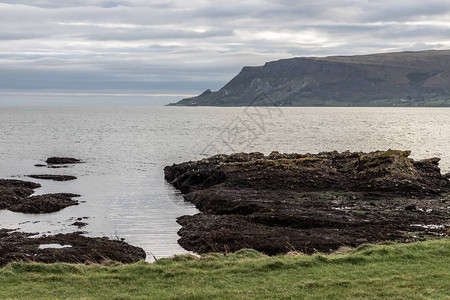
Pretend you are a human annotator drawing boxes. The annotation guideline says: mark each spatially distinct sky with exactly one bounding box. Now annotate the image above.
[1,0,450,105]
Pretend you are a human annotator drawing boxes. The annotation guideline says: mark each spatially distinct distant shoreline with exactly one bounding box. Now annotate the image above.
[167,103,450,107]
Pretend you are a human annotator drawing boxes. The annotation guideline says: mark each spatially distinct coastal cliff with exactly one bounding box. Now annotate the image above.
[170,50,450,106]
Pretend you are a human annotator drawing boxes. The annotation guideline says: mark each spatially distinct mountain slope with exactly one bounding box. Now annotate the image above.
[170,50,450,106]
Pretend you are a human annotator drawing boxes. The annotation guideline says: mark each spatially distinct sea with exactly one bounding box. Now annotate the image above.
[1,106,449,260]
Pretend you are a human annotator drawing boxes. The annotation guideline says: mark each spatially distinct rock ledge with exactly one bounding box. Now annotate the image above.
[165,150,450,255]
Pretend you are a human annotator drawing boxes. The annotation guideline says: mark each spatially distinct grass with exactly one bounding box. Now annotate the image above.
[0,239,449,299]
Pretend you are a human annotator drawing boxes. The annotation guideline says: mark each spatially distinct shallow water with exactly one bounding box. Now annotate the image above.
[39,244,72,249]
[1,106,449,260]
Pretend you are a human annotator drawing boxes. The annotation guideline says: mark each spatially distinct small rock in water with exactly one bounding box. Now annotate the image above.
[46,157,81,164]
[28,174,77,181]
[71,221,88,228]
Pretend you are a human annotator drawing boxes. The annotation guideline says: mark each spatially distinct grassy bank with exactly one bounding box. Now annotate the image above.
[1,239,449,299]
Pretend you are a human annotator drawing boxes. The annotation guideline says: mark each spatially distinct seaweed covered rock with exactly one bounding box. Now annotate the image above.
[165,150,450,255]
[166,150,449,197]
[0,229,146,267]
[9,193,80,214]
[0,179,41,209]
[0,179,79,213]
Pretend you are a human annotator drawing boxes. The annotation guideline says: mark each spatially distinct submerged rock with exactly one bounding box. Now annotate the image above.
[165,150,450,255]
[28,174,77,181]
[71,221,88,228]
[0,229,146,267]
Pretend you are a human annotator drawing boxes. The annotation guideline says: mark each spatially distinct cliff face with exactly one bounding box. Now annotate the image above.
[171,50,450,106]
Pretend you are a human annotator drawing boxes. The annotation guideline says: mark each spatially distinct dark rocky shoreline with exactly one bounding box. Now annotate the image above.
[0,157,147,266]
[165,150,450,255]
[0,229,146,267]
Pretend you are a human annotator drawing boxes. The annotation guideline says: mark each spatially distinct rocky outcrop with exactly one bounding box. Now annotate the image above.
[165,150,450,255]
[10,193,80,214]
[171,50,450,106]
[0,179,79,213]
[0,229,146,267]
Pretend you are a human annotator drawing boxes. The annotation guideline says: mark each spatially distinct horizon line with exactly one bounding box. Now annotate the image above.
[0,91,197,97]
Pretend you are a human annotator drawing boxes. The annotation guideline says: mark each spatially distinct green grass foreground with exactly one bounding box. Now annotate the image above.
[1,240,449,299]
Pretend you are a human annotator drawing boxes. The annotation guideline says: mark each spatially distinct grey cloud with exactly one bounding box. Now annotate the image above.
[287,23,450,42]
[359,0,450,22]
[82,28,234,41]
[0,0,133,8]
[0,67,222,91]
[0,32,48,40]
[1,0,450,105]
[269,0,450,22]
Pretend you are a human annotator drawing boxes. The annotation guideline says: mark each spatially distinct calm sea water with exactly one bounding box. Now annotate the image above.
[1,106,449,260]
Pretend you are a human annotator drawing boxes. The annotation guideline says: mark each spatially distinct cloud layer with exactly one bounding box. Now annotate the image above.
[1,0,450,104]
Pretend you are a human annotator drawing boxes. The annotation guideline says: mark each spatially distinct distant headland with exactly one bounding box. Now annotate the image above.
[169,50,450,107]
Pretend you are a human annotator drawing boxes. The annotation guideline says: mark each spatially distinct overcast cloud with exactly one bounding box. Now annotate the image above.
[1,0,450,104]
